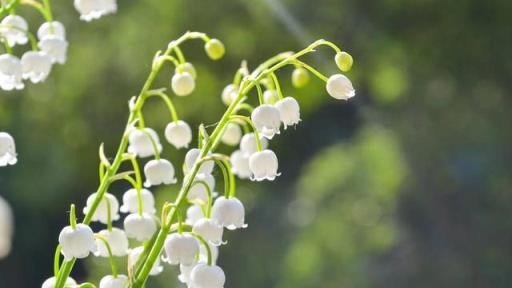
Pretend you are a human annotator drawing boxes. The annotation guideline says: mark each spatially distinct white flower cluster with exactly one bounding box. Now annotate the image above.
[0,15,68,91]
[74,0,117,22]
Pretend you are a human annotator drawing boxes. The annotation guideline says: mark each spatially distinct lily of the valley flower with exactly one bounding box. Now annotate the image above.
[99,274,128,288]
[128,128,162,158]
[239,133,268,156]
[124,213,157,241]
[37,21,66,40]
[190,263,226,288]
[221,84,238,105]
[37,36,68,65]
[184,148,214,175]
[275,97,300,128]
[204,38,225,60]
[175,62,197,79]
[192,218,225,246]
[144,159,177,187]
[95,228,129,257]
[0,54,24,91]
[221,123,242,146]
[171,72,195,96]
[186,205,204,225]
[326,74,355,100]
[263,89,279,105]
[21,51,52,83]
[230,150,251,179]
[42,276,77,288]
[249,149,280,181]
[120,188,156,214]
[74,0,117,22]
[165,120,192,149]
[211,196,247,230]
[188,173,216,203]
[0,15,28,47]
[59,224,97,260]
[83,192,120,224]
[0,196,13,259]
[0,132,17,166]
[251,104,281,139]
[163,233,199,266]
[129,246,163,276]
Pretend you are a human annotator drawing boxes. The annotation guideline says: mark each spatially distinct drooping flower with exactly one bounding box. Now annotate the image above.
[163,233,199,266]
[37,21,66,40]
[95,228,129,257]
[38,36,68,65]
[21,51,52,83]
[211,196,247,230]
[127,128,162,158]
[58,224,97,260]
[192,218,225,246]
[291,67,310,88]
[175,62,197,79]
[0,54,24,91]
[249,149,280,181]
[42,276,77,288]
[221,84,238,105]
[0,132,17,166]
[165,120,192,149]
[0,15,28,47]
[190,263,226,288]
[74,0,117,22]
[230,150,251,179]
[326,74,355,100]
[184,148,214,175]
[251,104,281,139]
[239,133,268,156]
[188,173,215,203]
[221,123,242,146]
[120,188,156,214]
[275,97,300,128]
[171,72,195,96]
[144,159,177,187]
[0,196,13,259]
[186,205,204,225]
[124,213,157,241]
[204,38,225,60]
[99,274,128,288]
[129,246,163,276]
[263,89,279,104]
[83,192,120,224]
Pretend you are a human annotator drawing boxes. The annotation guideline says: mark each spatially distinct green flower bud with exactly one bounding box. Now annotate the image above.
[335,51,353,72]
[204,39,225,60]
[291,67,310,88]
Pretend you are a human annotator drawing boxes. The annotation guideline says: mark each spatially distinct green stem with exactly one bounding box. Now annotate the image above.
[229,115,263,152]
[104,196,113,232]
[138,128,161,160]
[293,60,328,82]
[69,204,76,229]
[144,90,180,122]
[270,72,284,100]
[53,245,61,276]
[95,235,118,277]
[189,232,212,265]
[192,180,213,217]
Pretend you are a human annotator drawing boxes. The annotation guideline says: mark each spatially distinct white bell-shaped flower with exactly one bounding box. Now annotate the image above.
[0,15,28,47]
[129,246,163,276]
[188,173,215,203]
[83,192,120,224]
[171,72,195,96]
[275,97,300,128]
[95,228,129,257]
[221,84,238,105]
[175,62,197,79]
[184,148,214,175]
[127,127,162,158]
[230,150,251,179]
[0,54,24,91]
[249,149,280,181]
[163,233,199,266]
[37,21,66,40]
[144,159,177,187]
[124,213,156,241]
[99,274,128,288]
[263,89,279,104]
[21,51,52,83]
[239,133,268,156]
[199,241,219,264]
[178,263,195,284]
[193,218,225,246]
[120,188,156,214]
[58,223,97,260]
[326,74,355,100]
[165,120,192,149]
[251,104,281,139]
[0,196,13,258]
[74,0,117,22]
[221,123,242,146]
[38,36,68,64]
[42,276,76,288]
[0,132,17,166]
[211,196,247,230]
[190,263,225,288]
[186,205,204,225]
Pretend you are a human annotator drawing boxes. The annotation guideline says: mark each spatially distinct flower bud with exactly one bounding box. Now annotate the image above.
[120,188,156,214]
[127,127,162,158]
[0,15,28,47]
[263,89,279,104]
[0,54,24,91]
[124,213,156,241]
[292,67,310,88]
[251,104,281,139]
[0,132,17,166]
[165,120,192,149]
[193,218,225,246]
[211,196,247,230]
[188,173,216,203]
[58,224,97,260]
[99,274,128,288]
[129,246,163,276]
[335,51,353,72]
[38,37,68,65]
[175,62,197,79]
[163,233,200,266]
[144,159,177,187]
[239,133,268,156]
[171,72,195,96]
[21,51,52,83]
[221,123,242,146]
[83,192,120,224]
[37,21,66,40]
[230,150,251,179]
[204,38,225,60]
[326,74,355,100]
[275,97,300,128]
[42,276,76,288]
[190,263,226,288]
[221,84,238,105]
[249,149,280,181]
[184,148,215,175]
[95,228,129,257]
[186,205,204,225]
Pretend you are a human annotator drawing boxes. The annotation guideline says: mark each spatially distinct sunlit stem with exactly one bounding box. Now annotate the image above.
[69,204,77,229]
[173,46,186,63]
[190,232,213,265]
[138,128,160,160]
[144,89,180,122]
[95,235,118,278]
[229,115,263,152]
[269,72,284,100]
[255,81,265,104]
[53,245,61,276]
[20,0,51,21]
[292,59,328,82]
[104,196,113,232]
[192,179,214,217]
[158,55,180,68]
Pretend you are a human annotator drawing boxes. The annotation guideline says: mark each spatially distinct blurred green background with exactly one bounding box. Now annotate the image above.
[1,0,511,287]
